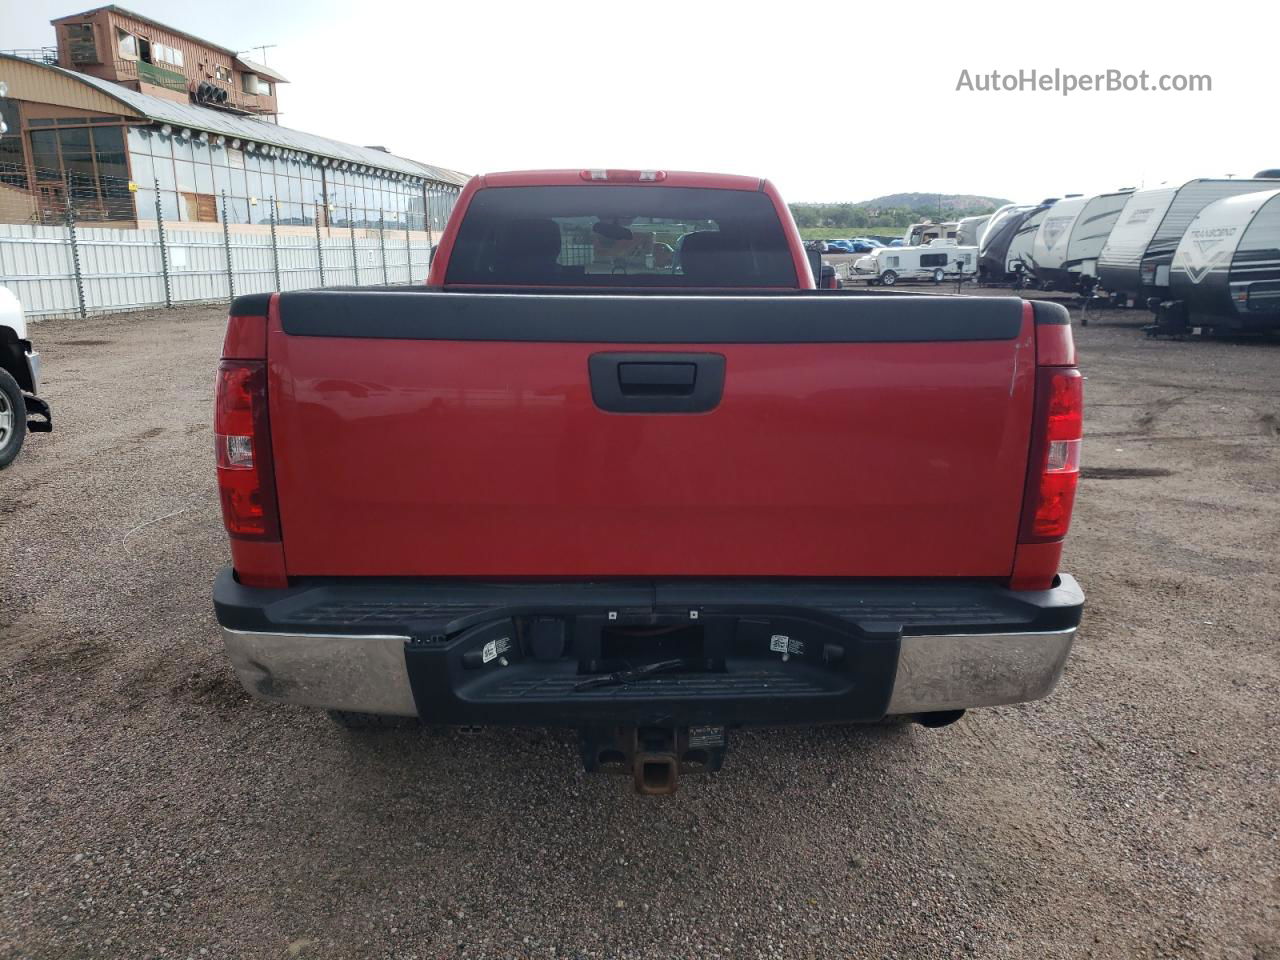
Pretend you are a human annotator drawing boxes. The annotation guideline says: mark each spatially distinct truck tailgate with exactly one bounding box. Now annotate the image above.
[266,292,1035,578]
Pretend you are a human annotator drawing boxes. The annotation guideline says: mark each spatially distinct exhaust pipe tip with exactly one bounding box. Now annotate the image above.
[914,709,966,729]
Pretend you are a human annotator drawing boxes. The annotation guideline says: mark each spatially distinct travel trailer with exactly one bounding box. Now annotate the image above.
[1030,190,1136,292]
[1027,195,1089,286]
[1151,187,1280,334]
[903,220,959,247]
[955,215,992,247]
[1004,202,1059,281]
[1054,189,1136,290]
[849,239,978,285]
[1097,177,1280,307]
[978,201,1053,282]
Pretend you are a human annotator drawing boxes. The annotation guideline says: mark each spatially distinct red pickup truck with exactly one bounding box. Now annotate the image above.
[213,169,1084,794]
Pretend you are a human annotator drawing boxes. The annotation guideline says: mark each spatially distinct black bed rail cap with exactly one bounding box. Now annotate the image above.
[1028,299,1071,325]
[277,290,1026,343]
[229,292,273,317]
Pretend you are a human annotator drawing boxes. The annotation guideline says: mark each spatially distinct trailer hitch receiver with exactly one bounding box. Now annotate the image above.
[580,725,727,795]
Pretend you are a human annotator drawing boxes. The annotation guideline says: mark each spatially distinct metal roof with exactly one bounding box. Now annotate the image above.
[3,53,468,186]
[234,56,289,84]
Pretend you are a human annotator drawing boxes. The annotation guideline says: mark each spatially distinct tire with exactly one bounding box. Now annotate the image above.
[327,710,419,731]
[879,270,897,286]
[932,268,945,283]
[0,368,27,470]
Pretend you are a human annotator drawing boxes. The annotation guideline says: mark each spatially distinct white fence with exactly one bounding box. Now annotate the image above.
[0,221,434,320]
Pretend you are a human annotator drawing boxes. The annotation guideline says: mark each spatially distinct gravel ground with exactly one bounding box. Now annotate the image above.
[1,298,1277,960]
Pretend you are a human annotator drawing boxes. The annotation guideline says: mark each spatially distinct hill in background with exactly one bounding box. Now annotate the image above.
[790,193,1011,233]
[860,192,1010,213]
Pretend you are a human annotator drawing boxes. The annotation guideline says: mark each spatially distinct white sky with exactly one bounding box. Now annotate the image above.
[2,0,1274,204]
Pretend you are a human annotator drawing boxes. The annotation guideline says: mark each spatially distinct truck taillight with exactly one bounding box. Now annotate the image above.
[214,359,280,540]
[1022,367,1083,541]
[579,169,667,182]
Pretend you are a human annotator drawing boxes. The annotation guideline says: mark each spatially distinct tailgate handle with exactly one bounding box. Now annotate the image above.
[618,362,697,395]
[589,352,726,414]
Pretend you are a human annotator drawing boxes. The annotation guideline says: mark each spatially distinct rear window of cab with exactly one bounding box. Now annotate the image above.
[444,185,797,287]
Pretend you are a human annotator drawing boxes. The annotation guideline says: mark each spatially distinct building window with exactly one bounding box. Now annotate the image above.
[117,29,137,59]
[24,124,134,221]
[181,192,217,222]
[215,65,231,82]
[0,99,27,190]
[65,23,98,64]
[148,43,183,68]
[241,74,271,96]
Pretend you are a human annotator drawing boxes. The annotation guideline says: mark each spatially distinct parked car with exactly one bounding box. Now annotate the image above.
[825,239,881,254]
[0,287,53,468]
[213,168,1085,794]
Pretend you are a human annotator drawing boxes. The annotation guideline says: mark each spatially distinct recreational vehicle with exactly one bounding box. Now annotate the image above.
[1097,177,1280,307]
[1027,196,1089,287]
[1052,189,1136,290]
[1003,202,1059,282]
[1028,190,1136,291]
[850,239,978,285]
[955,215,991,247]
[1151,187,1280,334]
[977,201,1053,283]
[903,220,959,247]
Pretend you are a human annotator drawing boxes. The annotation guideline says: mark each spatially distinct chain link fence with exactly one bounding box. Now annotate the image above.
[0,160,437,320]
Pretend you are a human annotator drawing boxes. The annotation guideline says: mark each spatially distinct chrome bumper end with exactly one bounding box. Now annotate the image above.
[221,627,418,716]
[886,628,1076,715]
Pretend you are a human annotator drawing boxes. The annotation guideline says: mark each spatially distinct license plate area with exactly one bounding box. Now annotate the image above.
[404,609,903,727]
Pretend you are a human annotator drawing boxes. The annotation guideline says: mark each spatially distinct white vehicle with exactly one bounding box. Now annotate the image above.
[903,220,959,247]
[1027,195,1089,285]
[1051,189,1136,290]
[1155,187,1280,335]
[1003,203,1057,281]
[851,239,978,286]
[955,215,992,247]
[0,287,53,468]
[1098,177,1280,306]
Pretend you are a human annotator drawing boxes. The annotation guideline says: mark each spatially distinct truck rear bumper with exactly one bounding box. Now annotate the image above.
[214,569,1083,725]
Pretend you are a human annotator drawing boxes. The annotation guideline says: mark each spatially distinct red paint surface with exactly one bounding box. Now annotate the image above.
[221,312,268,359]
[266,315,1038,578]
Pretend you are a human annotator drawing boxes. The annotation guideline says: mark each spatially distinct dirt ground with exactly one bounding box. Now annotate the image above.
[1,294,1277,960]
